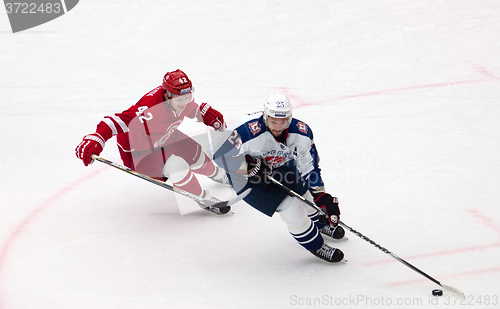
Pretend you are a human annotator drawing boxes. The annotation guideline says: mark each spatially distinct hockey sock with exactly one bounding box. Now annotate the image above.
[163,156,203,196]
[172,169,203,196]
[191,153,217,176]
[289,221,324,252]
[277,196,324,252]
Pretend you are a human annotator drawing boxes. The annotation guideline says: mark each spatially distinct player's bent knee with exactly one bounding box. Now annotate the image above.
[162,155,190,183]
[277,196,310,231]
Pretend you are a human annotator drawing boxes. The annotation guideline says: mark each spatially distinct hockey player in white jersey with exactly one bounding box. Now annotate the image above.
[213,93,346,263]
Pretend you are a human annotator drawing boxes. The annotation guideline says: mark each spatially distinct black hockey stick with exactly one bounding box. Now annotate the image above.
[91,154,249,211]
[266,174,465,298]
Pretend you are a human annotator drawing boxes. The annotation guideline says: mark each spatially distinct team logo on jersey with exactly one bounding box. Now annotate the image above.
[248,121,261,135]
[296,121,308,134]
[155,120,182,147]
[265,155,285,168]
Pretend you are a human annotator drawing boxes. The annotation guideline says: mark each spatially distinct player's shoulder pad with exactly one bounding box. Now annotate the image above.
[234,112,266,143]
[288,118,314,138]
[135,86,164,108]
[145,86,163,97]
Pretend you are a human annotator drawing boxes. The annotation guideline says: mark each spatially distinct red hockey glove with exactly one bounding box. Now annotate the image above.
[200,103,226,132]
[313,192,340,227]
[75,133,105,166]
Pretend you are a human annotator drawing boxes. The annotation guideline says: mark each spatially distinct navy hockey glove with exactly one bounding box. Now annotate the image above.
[244,155,269,184]
[313,193,340,227]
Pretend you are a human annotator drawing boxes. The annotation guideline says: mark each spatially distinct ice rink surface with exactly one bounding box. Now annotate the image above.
[1,1,500,308]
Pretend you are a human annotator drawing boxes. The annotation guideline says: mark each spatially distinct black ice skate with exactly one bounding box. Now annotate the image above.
[208,167,230,185]
[197,190,231,215]
[311,243,345,263]
[319,225,346,240]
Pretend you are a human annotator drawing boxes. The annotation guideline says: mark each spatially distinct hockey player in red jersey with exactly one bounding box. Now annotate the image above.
[75,69,229,213]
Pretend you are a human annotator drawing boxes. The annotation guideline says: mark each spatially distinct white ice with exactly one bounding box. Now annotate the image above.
[1,1,500,308]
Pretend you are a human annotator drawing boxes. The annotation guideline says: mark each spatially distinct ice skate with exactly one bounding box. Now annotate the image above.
[208,167,230,185]
[310,243,345,263]
[197,190,231,215]
[319,225,346,240]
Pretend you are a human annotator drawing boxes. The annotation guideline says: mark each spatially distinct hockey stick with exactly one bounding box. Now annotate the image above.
[266,174,465,298]
[91,154,249,210]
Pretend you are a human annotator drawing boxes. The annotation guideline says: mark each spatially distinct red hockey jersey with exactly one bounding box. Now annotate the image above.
[95,86,203,154]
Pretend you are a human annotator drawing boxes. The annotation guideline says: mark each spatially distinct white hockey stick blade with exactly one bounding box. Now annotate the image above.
[210,188,251,209]
[441,284,466,299]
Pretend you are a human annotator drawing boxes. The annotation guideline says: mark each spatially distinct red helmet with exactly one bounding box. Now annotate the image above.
[162,69,193,99]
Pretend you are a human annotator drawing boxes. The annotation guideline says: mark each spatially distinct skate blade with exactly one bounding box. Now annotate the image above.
[331,237,348,241]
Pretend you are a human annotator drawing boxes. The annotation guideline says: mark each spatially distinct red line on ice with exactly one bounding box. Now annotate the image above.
[0,168,105,309]
[279,65,499,108]
[387,266,500,286]
[467,209,500,235]
[364,209,500,266]
[363,242,500,266]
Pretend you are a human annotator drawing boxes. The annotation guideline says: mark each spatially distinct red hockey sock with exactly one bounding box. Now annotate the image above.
[173,169,203,196]
[191,154,216,177]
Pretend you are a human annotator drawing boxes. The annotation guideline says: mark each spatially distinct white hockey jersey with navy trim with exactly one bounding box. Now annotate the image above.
[213,112,324,189]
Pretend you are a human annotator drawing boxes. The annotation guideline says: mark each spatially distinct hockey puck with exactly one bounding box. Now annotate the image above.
[432,289,443,296]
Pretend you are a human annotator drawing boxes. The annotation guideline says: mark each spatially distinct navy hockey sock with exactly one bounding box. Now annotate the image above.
[290,221,323,251]
[308,211,327,230]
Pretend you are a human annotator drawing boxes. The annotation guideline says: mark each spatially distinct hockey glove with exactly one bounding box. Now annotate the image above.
[244,155,269,184]
[75,133,105,166]
[313,192,340,227]
[200,103,226,132]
